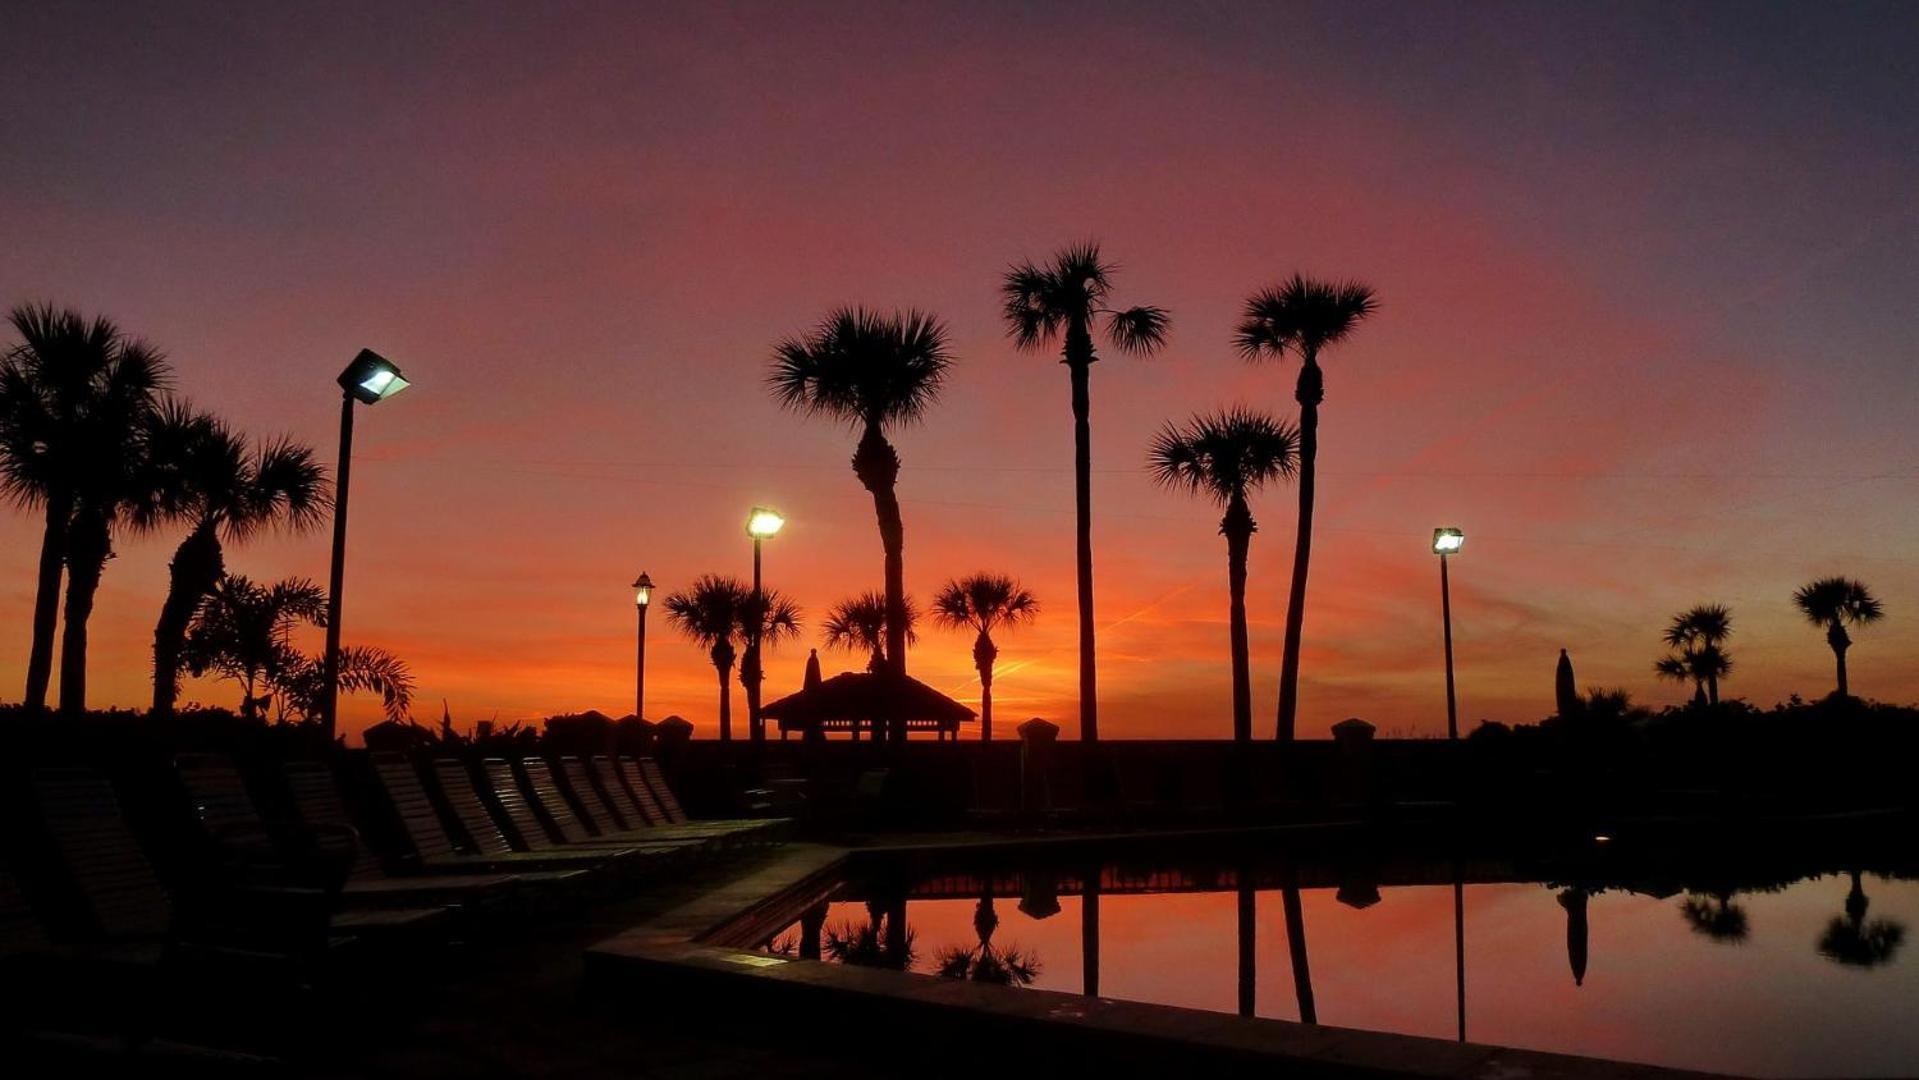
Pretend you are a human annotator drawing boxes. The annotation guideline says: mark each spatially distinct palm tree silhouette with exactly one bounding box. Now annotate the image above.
[737,588,803,740]
[1792,577,1884,699]
[141,404,328,715]
[1235,275,1377,742]
[936,891,1040,986]
[932,574,1039,742]
[1149,409,1299,743]
[181,575,327,719]
[1001,244,1168,741]
[0,304,167,713]
[1679,889,1750,944]
[1817,871,1905,969]
[770,308,950,693]
[822,590,919,673]
[664,575,751,741]
[1658,604,1733,705]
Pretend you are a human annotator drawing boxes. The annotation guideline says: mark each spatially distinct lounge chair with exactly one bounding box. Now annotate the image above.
[170,756,449,941]
[432,758,685,868]
[283,759,590,916]
[555,756,734,849]
[479,758,698,854]
[616,756,788,843]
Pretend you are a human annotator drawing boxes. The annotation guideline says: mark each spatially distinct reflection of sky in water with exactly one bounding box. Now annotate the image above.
[778,874,1918,1077]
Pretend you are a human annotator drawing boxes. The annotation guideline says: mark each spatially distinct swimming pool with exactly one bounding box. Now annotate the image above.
[763,824,1917,1077]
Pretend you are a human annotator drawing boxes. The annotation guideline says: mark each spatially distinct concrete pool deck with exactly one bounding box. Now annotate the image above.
[585,834,1737,1080]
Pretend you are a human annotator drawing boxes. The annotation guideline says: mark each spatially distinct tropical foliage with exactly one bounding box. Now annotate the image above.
[1792,577,1883,699]
[1234,274,1376,742]
[821,589,919,673]
[931,574,1038,742]
[1001,242,1167,740]
[1149,408,1298,742]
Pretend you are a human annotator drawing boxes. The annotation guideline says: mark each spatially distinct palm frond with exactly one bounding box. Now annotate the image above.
[1235,273,1378,360]
[1148,407,1300,504]
[932,573,1039,633]
[767,307,951,429]
[1106,305,1169,356]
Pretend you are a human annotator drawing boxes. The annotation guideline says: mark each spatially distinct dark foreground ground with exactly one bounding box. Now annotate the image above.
[7,848,958,1079]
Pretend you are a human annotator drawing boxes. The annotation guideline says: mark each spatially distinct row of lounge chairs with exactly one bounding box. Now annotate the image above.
[1,751,787,1053]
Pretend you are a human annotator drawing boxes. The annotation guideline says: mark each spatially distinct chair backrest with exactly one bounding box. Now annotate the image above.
[482,759,557,851]
[558,756,626,832]
[517,758,593,842]
[431,760,514,856]
[637,758,690,823]
[175,753,270,835]
[32,768,172,939]
[370,753,458,860]
[590,754,653,828]
[282,761,381,880]
[0,866,51,955]
[614,757,669,826]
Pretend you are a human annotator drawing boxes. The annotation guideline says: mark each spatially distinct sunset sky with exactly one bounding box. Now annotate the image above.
[4,1,1916,742]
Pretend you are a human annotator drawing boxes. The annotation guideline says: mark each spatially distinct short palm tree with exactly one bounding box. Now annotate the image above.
[664,575,750,741]
[1659,604,1733,705]
[1818,871,1905,968]
[180,575,327,719]
[142,404,328,714]
[0,304,165,712]
[1001,243,1168,742]
[771,308,950,683]
[1679,889,1750,944]
[1235,275,1377,742]
[821,590,919,672]
[936,893,1040,986]
[932,574,1038,743]
[1149,409,1299,743]
[736,588,802,741]
[1792,577,1884,699]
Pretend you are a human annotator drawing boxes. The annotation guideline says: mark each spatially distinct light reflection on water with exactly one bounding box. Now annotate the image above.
[771,870,1917,1077]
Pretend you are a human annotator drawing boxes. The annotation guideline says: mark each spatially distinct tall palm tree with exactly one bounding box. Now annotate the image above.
[737,588,802,742]
[142,405,328,714]
[821,590,918,673]
[0,305,164,712]
[1235,275,1377,742]
[664,575,750,741]
[1149,409,1299,743]
[932,574,1038,742]
[1792,577,1884,699]
[1001,244,1167,741]
[1661,604,1733,705]
[770,308,951,681]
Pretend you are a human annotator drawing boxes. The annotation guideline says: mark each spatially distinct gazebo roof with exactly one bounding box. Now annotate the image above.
[762,670,975,729]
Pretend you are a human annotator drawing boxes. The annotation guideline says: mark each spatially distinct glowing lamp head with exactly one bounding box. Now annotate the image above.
[633,572,654,607]
[746,507,786,540]
[1432,527,1465,555]
[338,349,411,404]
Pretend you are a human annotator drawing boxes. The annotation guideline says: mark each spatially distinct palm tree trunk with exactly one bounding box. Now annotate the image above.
[1237,878,1256,1018]
[853,423,909,712]
[1706,671,1719,706]
[974,631,996,742]
[740,650,762,742]
[713,648,735,742]
[1225,499,1254,744]
[58,506,112,716]
[152,519,224,715]
[1067,333,1098,742]
[1276,355,1323,742]
[1829,623,1851,698]
[1281,882,1317,1023]
[23,486,72,712]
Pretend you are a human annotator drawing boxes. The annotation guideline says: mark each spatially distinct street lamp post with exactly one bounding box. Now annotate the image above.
[633,573,653,720]
[1432,527,1464,740]
[744,507,785,743]
[321,349,411,743]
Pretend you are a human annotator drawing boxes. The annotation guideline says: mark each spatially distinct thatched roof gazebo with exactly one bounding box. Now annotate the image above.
[762,669,976,741]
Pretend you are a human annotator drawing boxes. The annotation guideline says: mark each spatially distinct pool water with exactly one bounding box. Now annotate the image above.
[767,847,1917,1077]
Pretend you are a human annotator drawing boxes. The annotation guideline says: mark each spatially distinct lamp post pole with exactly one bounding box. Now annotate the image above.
[1432,527,1464,741]
[320,390,354,743]
[320,349,410,745]
[743,508,784,744]
[1440,551,1457,741]
[633,573,653,720]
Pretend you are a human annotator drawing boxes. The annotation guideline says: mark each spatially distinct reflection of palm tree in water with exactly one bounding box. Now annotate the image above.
[1818,871,1905,969]
[937,892,1040,986]
[1559,888,1589,987]
[1282,883,1317,1024]
[1680,889,1750,943]
[824,897,916,971]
